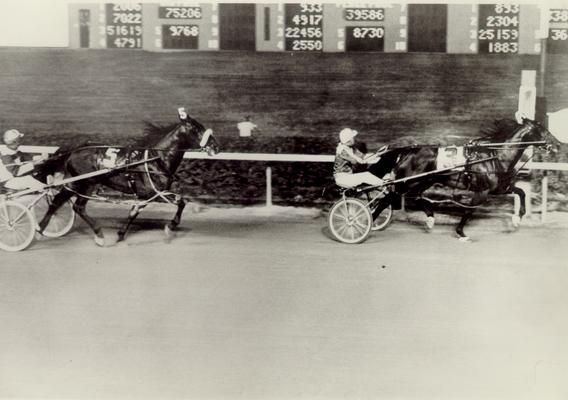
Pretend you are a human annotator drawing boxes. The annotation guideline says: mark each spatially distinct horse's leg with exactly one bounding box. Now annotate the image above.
[72,195,105,247]
[371,191,396,220]
[511,186,526,228]
[165,195,186,237]
[117,204,146,242]
[36,189,74,234]
[455,191,487,242]
[416,197,435,230]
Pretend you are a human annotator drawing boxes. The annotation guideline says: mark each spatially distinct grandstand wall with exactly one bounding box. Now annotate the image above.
[2,49,566,148]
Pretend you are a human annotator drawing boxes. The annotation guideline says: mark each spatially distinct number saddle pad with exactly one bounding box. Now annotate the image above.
[436,146,466,170]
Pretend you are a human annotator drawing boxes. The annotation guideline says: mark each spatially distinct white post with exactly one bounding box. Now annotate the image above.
[541,173,548,223]
[518,70,537,120]
[518,70,537,166]
[547,108,568,143]
[265,166,272,207]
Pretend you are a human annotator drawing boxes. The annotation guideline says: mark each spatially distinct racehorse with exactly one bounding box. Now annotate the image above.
[33,113,220,246]
[367,117,557,241]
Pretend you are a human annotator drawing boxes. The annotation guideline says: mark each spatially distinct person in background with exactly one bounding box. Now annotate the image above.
[237,116,257,137]
[0,129,45,191]
[333,127,387,188]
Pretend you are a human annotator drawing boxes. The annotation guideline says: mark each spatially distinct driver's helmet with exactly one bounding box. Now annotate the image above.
[339,128,358,144]
[3,129,24,145]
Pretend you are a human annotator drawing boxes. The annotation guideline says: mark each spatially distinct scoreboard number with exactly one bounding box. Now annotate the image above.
[550,29,568,41]
[105,25,142,36]
[162,24,199,49]
[352,27,384,39]
[550,9,568,22]
[158,6,202,20]
[284,27,322,39]
[168,25,199,37]
[71,3,555,54]
[478,4,520,54]
[343,8,385,22]
[548,9,568,53]
[345,26,385,52]
[106,3,143,49]
[285,4,323,52]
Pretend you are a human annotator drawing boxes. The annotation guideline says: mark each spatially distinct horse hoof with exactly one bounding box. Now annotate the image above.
[94,235,105,247]
[426,216,435,230]
[164,224,174,238]
[458,236,471,243]
[512,215,521,228]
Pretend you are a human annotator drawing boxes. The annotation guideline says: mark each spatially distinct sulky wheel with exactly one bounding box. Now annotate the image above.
[370,203,393,231]
[33,193,75,238]
[328,197,372,244]
[0,199,36,252]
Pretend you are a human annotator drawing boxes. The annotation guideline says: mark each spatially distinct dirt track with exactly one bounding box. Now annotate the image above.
[1,206,567,399]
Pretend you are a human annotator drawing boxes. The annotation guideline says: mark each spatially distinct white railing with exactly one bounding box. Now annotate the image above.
[523,162,568,221]
[9,145,568,222]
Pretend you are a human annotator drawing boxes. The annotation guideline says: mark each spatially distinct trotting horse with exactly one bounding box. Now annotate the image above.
[34,113,220,246]
[368,117,557,241]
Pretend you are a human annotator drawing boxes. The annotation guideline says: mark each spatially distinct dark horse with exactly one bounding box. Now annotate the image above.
[34,113,220,246]
[368,117,557,241]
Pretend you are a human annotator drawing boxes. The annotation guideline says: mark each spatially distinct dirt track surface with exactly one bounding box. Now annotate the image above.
[1,205,567,399]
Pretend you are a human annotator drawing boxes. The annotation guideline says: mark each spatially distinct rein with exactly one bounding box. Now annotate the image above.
[143,149,177,205]
[44,144,211,158]
[468,140,547,150]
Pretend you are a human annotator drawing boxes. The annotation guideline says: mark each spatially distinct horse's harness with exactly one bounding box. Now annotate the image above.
[56,141,212,206]
[396,125,549,208]
[461,137,548,188]
[421,136,548,209]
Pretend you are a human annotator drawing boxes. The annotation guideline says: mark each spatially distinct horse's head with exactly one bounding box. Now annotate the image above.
[179,114,220,156]
[519,118,559,154]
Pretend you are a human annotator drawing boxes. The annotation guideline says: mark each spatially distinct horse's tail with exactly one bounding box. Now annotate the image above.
[32,151,70,183]
[368,146,416,178]
[32,141,92,183]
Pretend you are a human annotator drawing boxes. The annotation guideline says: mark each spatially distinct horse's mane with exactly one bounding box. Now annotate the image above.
[126,121,181,148]
[143,121,179,136]
[477,118,520,142]
[136,118,205,148]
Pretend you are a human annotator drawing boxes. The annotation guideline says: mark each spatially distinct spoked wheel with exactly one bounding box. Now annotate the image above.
[370,203,393,231]
[0,199,36,252]
[328,198,372,244]
[33,192,75,238]
[359,190,393,232]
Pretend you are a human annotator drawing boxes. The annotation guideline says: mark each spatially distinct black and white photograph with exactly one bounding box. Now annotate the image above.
[1,0,567,398]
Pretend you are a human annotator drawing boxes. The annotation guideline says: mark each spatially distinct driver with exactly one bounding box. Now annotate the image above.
[0,129,45,191]
[333,128,387,188]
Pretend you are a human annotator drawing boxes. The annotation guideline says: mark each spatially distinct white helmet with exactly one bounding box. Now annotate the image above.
[339,128,358,144]
[3,129,23,145]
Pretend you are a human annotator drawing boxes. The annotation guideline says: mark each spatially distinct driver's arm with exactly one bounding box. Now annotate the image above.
[0,154,18,177]
[339,146,366,164]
